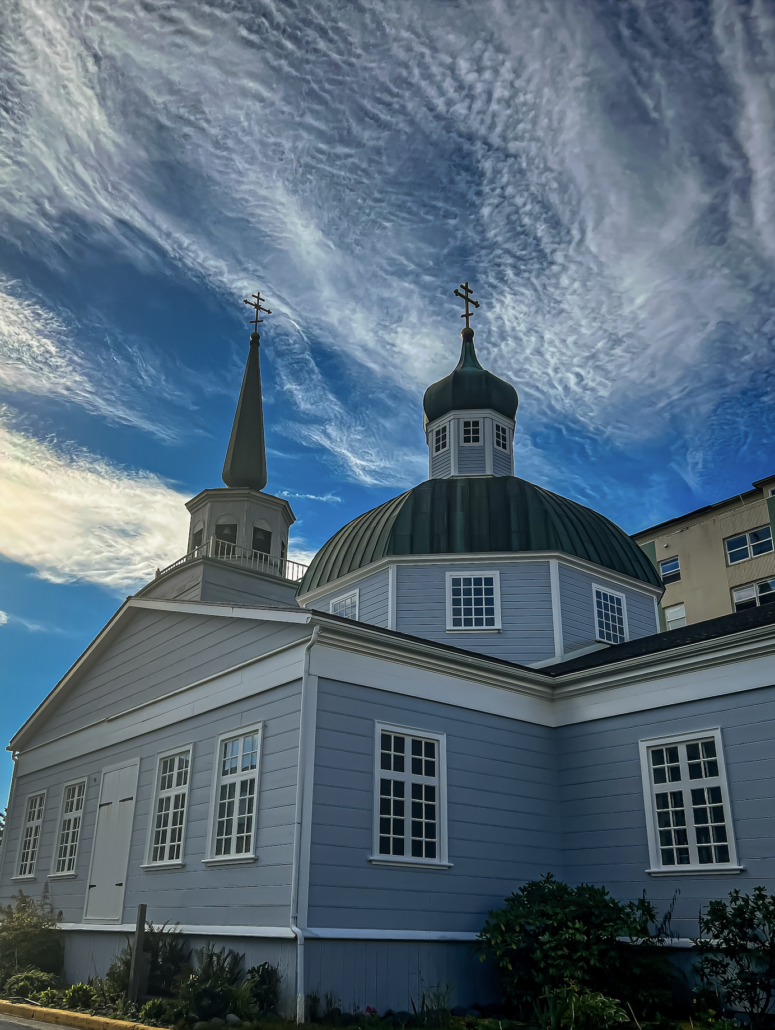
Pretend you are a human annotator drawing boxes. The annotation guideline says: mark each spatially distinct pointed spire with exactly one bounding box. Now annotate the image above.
[222,294,271,491]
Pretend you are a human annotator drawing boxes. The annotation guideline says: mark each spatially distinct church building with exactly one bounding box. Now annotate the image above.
[2,286,775,1019]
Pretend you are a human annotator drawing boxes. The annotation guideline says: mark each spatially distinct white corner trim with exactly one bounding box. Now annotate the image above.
[388,565,397,631]
[549,560,563,658]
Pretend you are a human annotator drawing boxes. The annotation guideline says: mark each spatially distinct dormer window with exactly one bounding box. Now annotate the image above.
[462,420,480,444]
[434,425,448,453]
[495,424,509,451]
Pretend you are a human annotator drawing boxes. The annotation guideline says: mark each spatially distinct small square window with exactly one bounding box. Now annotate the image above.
[659,556,681,584]
[494,424,509,451]
[331,592,358,620]
[446,571,501,630]
[664,603,686,631]
[462,420,480,444]
[594,586,627,644]
[726,526,773,564]
[434,425,448,453]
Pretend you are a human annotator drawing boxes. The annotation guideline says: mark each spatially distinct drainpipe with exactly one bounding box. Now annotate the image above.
[290,624,320,1024]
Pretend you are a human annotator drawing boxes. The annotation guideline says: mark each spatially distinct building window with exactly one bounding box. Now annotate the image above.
[53,780,85,874]
[664,603,686,631]
[331,591,358,620]
[462,419,480,444]
[280,539,287,562]
[659,556,681,584]
[639,730,739,872]
[594,586,628,644]
[434,425,448,453]
[252,526,272,554]
[192,525,204,549]
[17,793,45,877]
[372,724,447,866]
[209,728,262,860]
[446,571,501,630]
[725,526,773,564]
[214,520,238,557]
[494,424,509,451]
[149,750,191,864]
[732,578,775,611]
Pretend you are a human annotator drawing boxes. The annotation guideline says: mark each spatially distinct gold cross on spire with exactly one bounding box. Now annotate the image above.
[453,281,480,329]
[243,289,272,333]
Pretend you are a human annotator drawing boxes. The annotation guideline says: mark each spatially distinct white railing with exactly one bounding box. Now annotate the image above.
[156,535,308,583]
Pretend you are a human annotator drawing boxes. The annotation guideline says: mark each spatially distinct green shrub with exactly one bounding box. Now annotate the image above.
[62,982,97,1010]
[138,997,167,1024]
[193,942,243,984]
[0,887,63,985]
[36,988,62,1008]
[176,975,235,1021]
[244,962,281,1016]
[4,968,59,998]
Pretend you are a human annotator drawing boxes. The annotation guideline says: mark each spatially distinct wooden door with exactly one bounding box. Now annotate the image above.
[84,763,138,921]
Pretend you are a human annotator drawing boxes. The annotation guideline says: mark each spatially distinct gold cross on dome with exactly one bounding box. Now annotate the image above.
[453,281,480,329]
[243,290,272,332]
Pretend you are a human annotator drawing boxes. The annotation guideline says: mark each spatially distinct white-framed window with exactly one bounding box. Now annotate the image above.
[445,571,501,630]
[147,747,192,865]
[434,424,448,453]
[205,727,262,863]
[664,603,686,631]
[593,585,628,644]
[371,722,448,868]
[659,556,681,584]
[494,423,509,451]
[639,729,740,873]
[51,779,85,875]
[461,419,480,444]
[732,578,775,611]
[16,792,46,878]
[725,525,773,564]
[330,590,359,620]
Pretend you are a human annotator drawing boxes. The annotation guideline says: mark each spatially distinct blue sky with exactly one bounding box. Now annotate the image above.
[2,0,775,802]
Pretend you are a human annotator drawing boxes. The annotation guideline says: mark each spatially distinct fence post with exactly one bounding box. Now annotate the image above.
[127,903,147,1004]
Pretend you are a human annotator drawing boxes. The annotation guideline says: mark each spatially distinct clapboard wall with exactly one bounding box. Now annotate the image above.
[304,569,390,628]
[558,563,658,653]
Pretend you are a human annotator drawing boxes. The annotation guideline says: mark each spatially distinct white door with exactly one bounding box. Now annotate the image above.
[84,762,139,921]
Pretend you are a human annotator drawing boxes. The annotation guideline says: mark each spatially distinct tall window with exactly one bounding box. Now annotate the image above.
[211,729,261,859]
[664,603,686,631]
[725,526,773,564]
[462,419,480,444]
[17,793,45,877]
[53,781,85,874]
[732,579,775,611]
[192,526,204,549]
[594,586,627,644]
[373,725,446,866]
[150,750,191,864]
[252,526,272,554]
[214,521,238,557]
[446,571,501,630]
[640,731,738,871]
[434,425,448,453]
[331,591,358,620]
[494,424,509,451]
[659,556,681,584]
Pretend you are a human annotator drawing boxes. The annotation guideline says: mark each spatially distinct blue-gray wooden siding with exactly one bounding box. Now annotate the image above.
[558,563,657,652]
[456,444,486,475]
[306,677,561,934]
[396,561,555,664]
[139,563,298,608]
[304,569,390,628]
[492,446,511,476]
[430,446,452,479]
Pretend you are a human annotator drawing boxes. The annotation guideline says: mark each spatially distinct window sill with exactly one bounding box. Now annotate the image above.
[48,872,78,880]
[202,856,256,867]
[446,629,501,634]
[141,861,186,871]
[11,875,36,882]
[646,866,745,877]
[368,857,453,871]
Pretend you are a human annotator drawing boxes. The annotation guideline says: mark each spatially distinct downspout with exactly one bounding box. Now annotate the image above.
[290,624,320,1024]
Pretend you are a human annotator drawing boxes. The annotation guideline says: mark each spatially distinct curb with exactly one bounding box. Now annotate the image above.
[0,1000,159,1030]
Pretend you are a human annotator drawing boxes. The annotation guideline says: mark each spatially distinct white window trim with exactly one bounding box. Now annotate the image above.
[329,588,359,620]
[12,789,47,882]
[369,721,451,870]
[638,728,743,876]
[433,423,449,453]
[725,525,773,566]
[49,778,86,879]
[203,724,263,866]
[142,743,194,870]
[459,418,482,446]
[445,570,502,632]
[592,583,629,644]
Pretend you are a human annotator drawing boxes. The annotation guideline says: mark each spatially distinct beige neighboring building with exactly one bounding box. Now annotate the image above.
[633,475,775,630]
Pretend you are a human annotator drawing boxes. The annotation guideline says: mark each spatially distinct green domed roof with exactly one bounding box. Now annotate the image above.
[297,475,662,595]
[423,328,518,424]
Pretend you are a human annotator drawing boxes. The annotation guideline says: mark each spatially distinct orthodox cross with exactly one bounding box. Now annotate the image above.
[244,290,272,332]
[453,281,480,329]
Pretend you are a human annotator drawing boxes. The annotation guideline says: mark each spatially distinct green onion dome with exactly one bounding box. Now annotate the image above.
[423,328,518,425]
[297,475,661,595]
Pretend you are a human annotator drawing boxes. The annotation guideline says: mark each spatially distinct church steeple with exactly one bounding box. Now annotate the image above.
[222,291,271,491]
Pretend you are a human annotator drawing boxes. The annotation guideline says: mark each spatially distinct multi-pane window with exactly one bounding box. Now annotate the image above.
[18,793,45,876]
[434,425,448,453]
[664,603,686,630]
[331,592,358,620]
[54,781,85,874]
[150,751,190,863]
[642,733,737,870]
[732,579,775,611]
[447,572,500,629]
[376,727,444,863]
[659,556,681,584]
[212,730,260,858]
[725,526,773,564]
[462,419,480,444]
[594,587,627,644]
[494,424,509,451]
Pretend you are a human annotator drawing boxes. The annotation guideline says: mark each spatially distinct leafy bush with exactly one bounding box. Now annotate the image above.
[138,997,167,1024]
[4,968,59,998]
[36,988,62,1008]
[693,885,775,1029]
[244,962,281,1017]
[173,943,246,1023]
[0,887,63,986]
[62,982,97,1010]
[478,874,671,1020]
[193,942,243,984]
